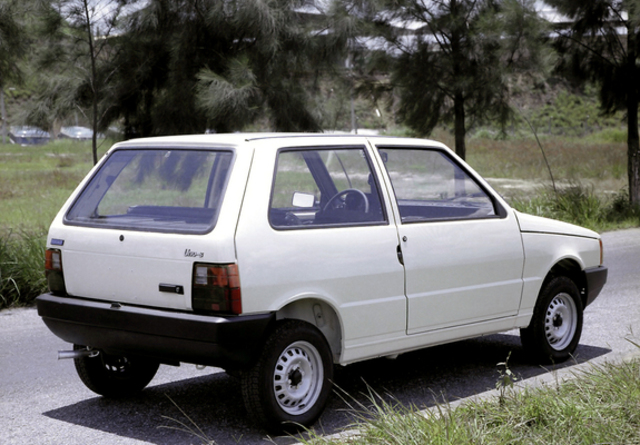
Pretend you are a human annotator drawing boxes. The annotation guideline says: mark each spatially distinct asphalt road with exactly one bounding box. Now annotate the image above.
[2,228,639,445]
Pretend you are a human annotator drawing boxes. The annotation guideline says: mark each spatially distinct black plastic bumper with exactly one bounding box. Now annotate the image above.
[584,266,608,308]
[36,293,275,369]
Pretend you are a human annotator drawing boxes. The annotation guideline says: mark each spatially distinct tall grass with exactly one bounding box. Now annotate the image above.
[510,185,640,232]
[0,139,103,232]
[0,139,105,308]
[300,358,640,445]
[0,230,47,308]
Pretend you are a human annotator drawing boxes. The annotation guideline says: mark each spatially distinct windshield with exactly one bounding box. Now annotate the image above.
[65,148,234,234]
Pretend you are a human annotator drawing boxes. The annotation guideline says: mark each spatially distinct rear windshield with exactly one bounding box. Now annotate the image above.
[65,148,234,234]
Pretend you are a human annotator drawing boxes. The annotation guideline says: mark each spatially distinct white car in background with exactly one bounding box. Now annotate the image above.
[37,133,607,432]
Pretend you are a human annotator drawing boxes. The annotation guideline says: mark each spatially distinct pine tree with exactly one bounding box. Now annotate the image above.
[28,0,134,164]
[0,0,28,143]
[346,0,548,159]
[106,0,343,137]
[546,0,640,206]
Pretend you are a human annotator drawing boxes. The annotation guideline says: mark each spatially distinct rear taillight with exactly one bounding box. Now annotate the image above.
[45,249,67,295]
[192,263,242,315]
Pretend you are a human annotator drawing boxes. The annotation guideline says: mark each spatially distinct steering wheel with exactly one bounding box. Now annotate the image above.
[322,188,370,213]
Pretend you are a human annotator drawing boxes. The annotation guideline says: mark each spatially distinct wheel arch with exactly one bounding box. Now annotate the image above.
[274,298,343,363]
[544,258,588,309]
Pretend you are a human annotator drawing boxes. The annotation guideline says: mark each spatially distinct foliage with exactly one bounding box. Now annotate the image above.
[0,230,47,309]
[547,0,640,206]
[0,0,28,87]
[527,87,625,136]
[347,0,549,159]
[99,0,345,137]
[26,0,137,164]
[510,184,640,232]
[299,358,640,444]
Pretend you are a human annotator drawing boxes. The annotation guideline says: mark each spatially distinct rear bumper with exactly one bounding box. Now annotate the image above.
[584,265,608,308]
[36,293,275,369]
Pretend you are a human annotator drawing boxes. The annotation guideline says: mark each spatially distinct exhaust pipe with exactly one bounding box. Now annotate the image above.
[58,349,99,360]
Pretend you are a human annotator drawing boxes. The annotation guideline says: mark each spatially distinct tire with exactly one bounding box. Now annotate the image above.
[73,345,160,398]
[240,320,334,433]
[520,276,583,363]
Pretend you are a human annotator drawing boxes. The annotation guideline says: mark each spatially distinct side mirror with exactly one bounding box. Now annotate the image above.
[292,192,315,208]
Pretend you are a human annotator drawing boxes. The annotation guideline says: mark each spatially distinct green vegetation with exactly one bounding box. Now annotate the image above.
[297,357,640,445]
[0,139,109,309]
[0,139,106,230]
[0,230,47,308]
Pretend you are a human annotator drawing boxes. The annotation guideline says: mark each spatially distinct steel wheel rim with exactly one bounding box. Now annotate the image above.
[544,293,578,351]
[273,341,324,415]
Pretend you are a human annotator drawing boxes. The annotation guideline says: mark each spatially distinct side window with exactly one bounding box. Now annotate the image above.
[270,147,386,228]
[379,148,496,222]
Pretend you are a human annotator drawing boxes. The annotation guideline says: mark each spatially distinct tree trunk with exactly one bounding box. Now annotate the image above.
[1,84,6,145]
[449,0,466,160]
[628,94,640,207]
[83,0,99,165]
[454,92,466,160]
[627,28,640,207]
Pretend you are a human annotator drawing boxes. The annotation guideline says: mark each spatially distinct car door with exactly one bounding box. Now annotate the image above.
[235,142,407,362]
[376,146,525,334]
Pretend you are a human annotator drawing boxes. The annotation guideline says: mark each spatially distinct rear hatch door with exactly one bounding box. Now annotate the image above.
[51,145,246,311]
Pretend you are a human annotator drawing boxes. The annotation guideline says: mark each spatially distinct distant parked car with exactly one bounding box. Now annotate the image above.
[57,126,104,140]
[8,126,50,145]
[37,133,608,432]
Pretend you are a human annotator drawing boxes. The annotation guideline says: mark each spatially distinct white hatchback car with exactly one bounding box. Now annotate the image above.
[37,133,607,432]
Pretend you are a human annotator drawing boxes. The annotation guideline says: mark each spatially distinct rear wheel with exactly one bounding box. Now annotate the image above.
[240,320,333,433]
[73,345,159,398]
[520,276,583,363]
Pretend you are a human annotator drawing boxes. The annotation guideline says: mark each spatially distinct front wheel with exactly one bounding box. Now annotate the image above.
[520,276,583,363]
[73,345,160,398]
[240,320,334,433]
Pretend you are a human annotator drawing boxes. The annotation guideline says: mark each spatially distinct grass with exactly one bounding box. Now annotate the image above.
[0,138,110,231]
[0,230,47,308]
[0,139,110,309]
[298,357,640,445]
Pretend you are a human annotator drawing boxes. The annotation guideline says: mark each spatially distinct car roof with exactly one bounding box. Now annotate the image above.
[111,132,447,151]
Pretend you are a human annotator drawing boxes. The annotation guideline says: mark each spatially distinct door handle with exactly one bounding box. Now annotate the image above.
[396,245,404,265]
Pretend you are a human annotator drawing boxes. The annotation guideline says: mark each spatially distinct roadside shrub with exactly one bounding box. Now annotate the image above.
[510,183,603,228]
[604,190,640,224]
[551,184,604,227]
[0,231,47,309]
[510,183,640,232]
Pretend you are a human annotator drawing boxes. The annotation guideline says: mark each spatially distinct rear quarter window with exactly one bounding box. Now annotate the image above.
[65,148,234,234]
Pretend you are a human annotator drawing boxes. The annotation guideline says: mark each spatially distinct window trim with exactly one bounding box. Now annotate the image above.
[268,145,390,231]
[376,145,507,224]
[63,147,236,235]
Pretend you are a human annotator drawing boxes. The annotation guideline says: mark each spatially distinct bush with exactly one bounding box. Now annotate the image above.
[0,231,47,309]
[551,184,604,227]
[589,128,627,143]
[510,183,640,232]
[604,190,640,223]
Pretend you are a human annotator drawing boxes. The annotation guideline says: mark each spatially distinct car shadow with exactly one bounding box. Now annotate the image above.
[43,334,610,444]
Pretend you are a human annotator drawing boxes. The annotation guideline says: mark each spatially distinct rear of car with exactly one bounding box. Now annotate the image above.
[38,136,274,369]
